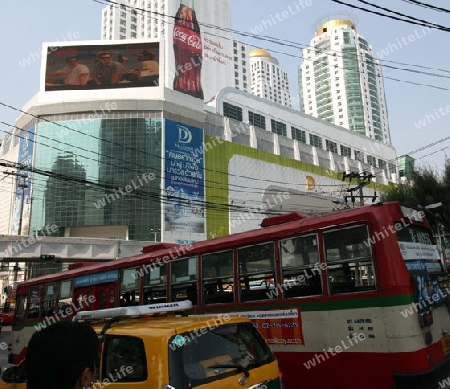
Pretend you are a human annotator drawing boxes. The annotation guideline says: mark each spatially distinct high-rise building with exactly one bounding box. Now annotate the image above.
[101,0,167,40]
[250,49,293,108]
[299,19,391,144]
[232,40,251,93]
[397,155,415,183]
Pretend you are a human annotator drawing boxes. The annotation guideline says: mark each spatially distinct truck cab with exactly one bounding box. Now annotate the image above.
[0,301,282,389]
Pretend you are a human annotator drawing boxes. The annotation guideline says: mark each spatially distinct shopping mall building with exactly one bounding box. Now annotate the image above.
[0,15,398,246]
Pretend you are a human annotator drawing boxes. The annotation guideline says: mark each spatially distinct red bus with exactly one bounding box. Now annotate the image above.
[11,202,450,388]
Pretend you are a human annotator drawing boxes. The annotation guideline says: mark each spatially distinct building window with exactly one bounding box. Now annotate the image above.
[249,111,266,130]
[223,102,243,122]
[326,140,338,154]
[271,120,287,137]
[340,145,351,158]
[354,150,364,162]
[309,134,323,149]
[367,155,377,166]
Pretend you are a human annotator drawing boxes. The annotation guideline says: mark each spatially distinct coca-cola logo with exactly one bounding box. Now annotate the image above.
[174,27,202,50]
[188,35,202,50]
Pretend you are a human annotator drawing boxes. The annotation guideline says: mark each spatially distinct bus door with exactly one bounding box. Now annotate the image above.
[74,287,94,311]
[73,269,120,311]
[97,283,117,309]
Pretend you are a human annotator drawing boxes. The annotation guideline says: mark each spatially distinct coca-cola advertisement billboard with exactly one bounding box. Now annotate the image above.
[168,0,234,102]
[43,42,160,91]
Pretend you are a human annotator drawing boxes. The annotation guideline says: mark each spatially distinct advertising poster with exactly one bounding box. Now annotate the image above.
[164,119,205,233]
[12,126,35,235]
[229,309,304,346]
[167,0,234,102]
[44,42,160,91]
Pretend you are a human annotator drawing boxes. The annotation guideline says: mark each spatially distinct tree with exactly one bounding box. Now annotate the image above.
[381,160,450,236]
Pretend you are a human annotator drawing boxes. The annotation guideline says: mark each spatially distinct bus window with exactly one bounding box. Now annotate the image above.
[324,225,376,294]
[14,294,28,326]
[279,234,322,298]
[171,257,197,305]
[58,280,73,316]
[238,242,276,302]
[120,268,140,307]
[202,250,234,305]
[41,283,57,318]
[110,288,115,307]
[143,263,167,304]
[27,286,41,319]
[99,290,106,310]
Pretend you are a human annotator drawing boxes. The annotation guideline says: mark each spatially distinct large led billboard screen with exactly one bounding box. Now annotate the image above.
[44,42,160,91]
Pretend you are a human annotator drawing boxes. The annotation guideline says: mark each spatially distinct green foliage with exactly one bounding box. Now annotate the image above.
[381,160,450,234]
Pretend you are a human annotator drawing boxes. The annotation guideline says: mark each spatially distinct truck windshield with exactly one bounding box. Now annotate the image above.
[168,322,275,388]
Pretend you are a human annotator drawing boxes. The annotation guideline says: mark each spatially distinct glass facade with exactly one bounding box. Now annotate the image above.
[365,53,383,141]
[342,46,365,135]
[30,113,162,241]
[313,56,333,123]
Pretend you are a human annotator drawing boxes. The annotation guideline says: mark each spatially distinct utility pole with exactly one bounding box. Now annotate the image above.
[4,171,29,235]
[4,171,28,283]
[342,172,376,207]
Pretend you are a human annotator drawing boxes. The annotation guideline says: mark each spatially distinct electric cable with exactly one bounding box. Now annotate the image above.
[331,0,450,32]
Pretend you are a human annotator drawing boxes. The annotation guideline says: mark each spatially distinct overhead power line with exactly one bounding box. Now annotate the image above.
[331,0,450,32]
[399,0,450,14]
[356,0,450,31]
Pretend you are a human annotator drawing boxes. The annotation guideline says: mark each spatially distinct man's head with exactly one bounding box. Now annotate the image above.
[26,320,98,389]
[65,56,79,69]
[97,50,113,64]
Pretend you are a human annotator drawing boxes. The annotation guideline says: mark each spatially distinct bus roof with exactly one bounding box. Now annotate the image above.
[18,201,421,289]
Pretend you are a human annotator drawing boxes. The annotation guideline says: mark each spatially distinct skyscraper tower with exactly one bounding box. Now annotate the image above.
[299,18,391,144]
[101,0,167,40]
[250,49,293,108]
[233,40,251,93]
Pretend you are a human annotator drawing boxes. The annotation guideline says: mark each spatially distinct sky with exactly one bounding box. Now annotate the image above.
[0,0,448,174]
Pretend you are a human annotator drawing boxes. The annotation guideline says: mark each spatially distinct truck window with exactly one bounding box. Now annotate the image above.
[102,336,147,382]
[168,322,275,388]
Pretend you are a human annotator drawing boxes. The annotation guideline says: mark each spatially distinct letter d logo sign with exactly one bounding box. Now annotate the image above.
[178,126,192,144]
